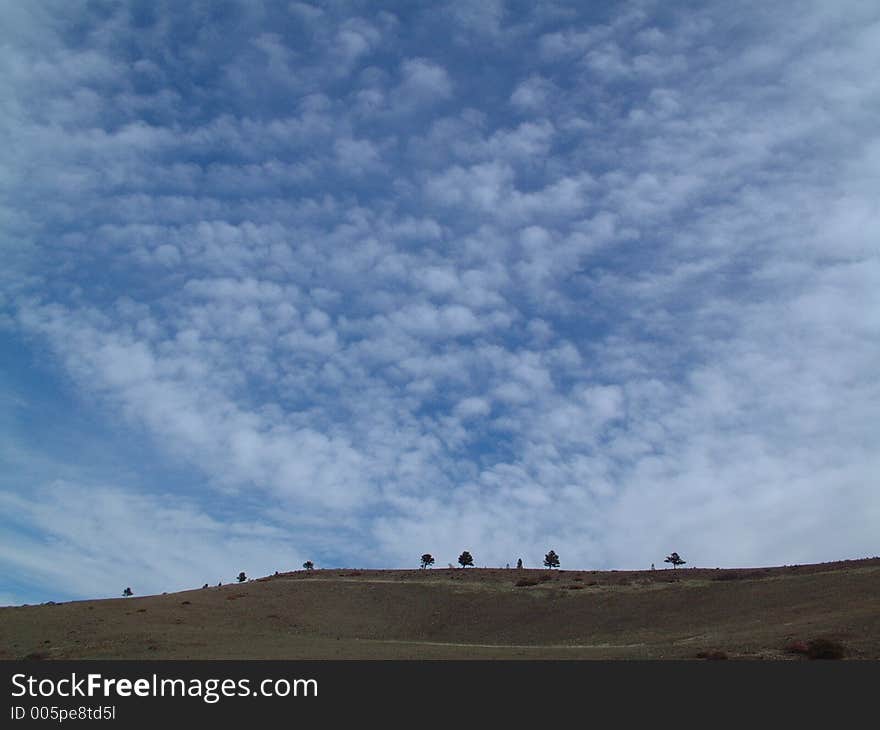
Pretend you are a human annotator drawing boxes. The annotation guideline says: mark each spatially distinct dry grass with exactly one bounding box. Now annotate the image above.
[1,558,878,660]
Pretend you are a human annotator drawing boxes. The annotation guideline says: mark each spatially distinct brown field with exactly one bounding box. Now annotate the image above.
[2,558,879,660]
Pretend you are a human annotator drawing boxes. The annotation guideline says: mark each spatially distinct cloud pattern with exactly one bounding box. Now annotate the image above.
[1,1,878,603]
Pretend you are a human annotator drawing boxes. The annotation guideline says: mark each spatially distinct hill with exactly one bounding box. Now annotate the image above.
[2,558,879,659]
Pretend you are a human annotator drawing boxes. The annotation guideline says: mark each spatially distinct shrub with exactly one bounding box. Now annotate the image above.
[806,638,846,660]
[515,578,539,587]
[538,574,554,583]
[696,650,728,660]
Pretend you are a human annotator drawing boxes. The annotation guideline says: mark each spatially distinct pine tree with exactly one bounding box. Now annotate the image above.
[420,553,435,569]
[458,551,474,568]
[543,550,560,569]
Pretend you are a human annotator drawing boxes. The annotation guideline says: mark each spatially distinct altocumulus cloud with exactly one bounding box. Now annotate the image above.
[1,1,879,604]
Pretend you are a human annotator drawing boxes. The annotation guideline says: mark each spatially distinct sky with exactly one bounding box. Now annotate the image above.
[1,0,878,606]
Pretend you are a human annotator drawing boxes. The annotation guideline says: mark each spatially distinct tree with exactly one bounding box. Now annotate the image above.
[237,571,247,583]
[543,550,560,569]
[420,553,435,569]
[458,551,474,568]
[516,558,523,569]
[303,561,314,571]
[122,587,133,597]
[665,552,686,569]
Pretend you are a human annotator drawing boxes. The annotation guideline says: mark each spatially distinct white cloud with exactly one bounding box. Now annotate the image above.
[334,136,382,173]
[395,58,454,107]
[455,397,491,419]
[510,75,557,111]
[0,481,304,602]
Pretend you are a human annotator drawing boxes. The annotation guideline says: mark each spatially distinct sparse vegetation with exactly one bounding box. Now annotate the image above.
[786,637,846,659]
[4,558,878,660]
[806,638,846,660]
[714,572,741,581]
[696,650,728,660]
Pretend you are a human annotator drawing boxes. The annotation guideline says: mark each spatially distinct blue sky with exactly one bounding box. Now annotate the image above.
[2,0,878,605]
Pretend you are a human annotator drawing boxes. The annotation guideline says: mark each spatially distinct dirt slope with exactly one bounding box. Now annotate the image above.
[2,559,879,659]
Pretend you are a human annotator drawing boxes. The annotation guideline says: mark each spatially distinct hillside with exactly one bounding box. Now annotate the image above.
[3,559,879,659]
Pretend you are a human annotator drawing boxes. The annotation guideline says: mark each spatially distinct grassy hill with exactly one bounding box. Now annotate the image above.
[3,558,879,659]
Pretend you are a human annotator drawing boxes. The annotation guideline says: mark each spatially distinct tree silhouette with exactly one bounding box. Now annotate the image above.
[516,558,523,569]
[237,571,247,583]
[665,552,686,569]
[543,550,560,569]
[303,561,314,571]
[458,551,474,568]
[420,553,435,569]
[122,587,133,597]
